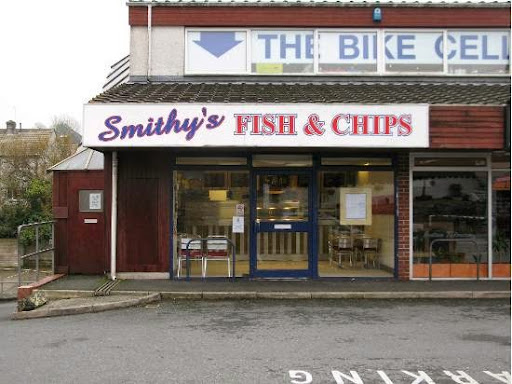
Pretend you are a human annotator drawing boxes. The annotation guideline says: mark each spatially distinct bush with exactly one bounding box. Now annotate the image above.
[0,178,52,241]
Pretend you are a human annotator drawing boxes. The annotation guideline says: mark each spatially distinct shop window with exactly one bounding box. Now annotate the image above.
[492,170,511,278]
[317,170,395,277]
[78,190,103,213]
[174,171,250,278]
[412,172,488,279]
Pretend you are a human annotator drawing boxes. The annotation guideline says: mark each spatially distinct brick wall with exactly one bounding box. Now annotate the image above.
[397,153,410,281]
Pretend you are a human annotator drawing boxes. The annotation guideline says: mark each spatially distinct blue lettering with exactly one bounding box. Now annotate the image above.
[460,35,478,60]
[502,35,509,60]
[373,34,377,59]
[120,124,144,140]
[385,35,394,59]
[482,35,499,60]
[143,118,155,137]
[435,35,456,60]
[280,34,301,59]
[305,34,314,59]
[339,35,359,60]
[154,117,165,135]
[397,35,415,60]
[99,116,121,141]
[206,115,225,129]
[258,34,277,59]
[362,35,369,60]
[163,109,179,134]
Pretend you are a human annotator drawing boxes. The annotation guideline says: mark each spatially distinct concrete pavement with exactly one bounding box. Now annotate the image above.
[9,275,511,320]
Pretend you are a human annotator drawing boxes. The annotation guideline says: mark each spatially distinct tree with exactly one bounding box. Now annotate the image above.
[0,116,81,237]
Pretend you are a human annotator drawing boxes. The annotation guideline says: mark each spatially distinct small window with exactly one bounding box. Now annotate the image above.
[492,153,511,169]
[176,157,247,166]
[414,157,487,167]
[251,30,314,74]
[252,155,313,167]
[322,157,392,166]
[79,190,103,212]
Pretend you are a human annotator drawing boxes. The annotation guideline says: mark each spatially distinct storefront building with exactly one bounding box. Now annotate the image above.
[73,0,510,280]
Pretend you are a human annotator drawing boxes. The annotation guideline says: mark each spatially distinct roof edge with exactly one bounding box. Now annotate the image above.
[126,0,512,8]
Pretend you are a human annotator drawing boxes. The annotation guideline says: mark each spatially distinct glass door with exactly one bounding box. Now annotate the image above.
[250,170,314,278]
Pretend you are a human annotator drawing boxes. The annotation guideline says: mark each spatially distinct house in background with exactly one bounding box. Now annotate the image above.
[0,120,54,203]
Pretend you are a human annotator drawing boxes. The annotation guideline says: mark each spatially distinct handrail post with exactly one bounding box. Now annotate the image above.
[231,240,236,282]
[35,225,40,281]
[17,225,22,287]
[51,223,55,274]
[429,239,435,282]
[16,221,55,287]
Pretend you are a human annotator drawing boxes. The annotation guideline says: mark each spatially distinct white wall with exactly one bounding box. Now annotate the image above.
[130,26,185,78]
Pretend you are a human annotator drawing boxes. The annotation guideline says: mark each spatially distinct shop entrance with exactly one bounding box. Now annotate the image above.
[251,170,314,278]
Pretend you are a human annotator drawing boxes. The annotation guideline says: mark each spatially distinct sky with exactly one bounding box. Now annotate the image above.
[0,0,129,133]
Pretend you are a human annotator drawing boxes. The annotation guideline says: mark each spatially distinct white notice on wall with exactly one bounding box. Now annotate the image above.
[89,193,102,210]
[345,193,367,220]
[232,216,244,233]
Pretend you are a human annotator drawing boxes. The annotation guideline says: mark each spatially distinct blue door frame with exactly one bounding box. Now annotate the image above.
[249,169,318,278]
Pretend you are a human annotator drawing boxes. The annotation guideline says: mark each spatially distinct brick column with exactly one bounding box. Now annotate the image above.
[397,153,410,280]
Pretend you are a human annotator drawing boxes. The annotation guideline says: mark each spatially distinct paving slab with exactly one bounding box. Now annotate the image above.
[11,293,161,320]
[43,276,511,293]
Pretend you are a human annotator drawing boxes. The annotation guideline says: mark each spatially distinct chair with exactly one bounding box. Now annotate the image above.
[177,235,203,278]
[329,235,354,267]
[203,236,231,278]
[362,237,380,268]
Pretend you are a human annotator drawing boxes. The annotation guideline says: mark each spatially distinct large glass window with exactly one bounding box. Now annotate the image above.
[412,172,488,278]
[492,170,511,277]
[255,173,309,271]
[318,170,395,277]
[174,170,250,277]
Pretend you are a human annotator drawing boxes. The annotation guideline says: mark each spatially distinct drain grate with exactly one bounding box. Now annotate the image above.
[94,279,120,296]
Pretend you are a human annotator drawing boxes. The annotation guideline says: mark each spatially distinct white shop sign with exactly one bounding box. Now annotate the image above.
[83,104,429,148]
[186,29,510,74]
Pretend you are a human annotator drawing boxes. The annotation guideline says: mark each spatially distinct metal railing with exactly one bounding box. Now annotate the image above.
[182,236,236,281]
[429,238,481,281]
[17,221,55,287]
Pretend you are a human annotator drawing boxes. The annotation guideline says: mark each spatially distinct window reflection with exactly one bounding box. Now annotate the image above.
[492,171,511,277]
[174,171,250,277]
[412,172,488,278]
[318,170,395,277]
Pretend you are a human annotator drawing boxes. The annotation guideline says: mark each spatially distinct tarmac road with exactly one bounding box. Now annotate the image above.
[0,299,510,384]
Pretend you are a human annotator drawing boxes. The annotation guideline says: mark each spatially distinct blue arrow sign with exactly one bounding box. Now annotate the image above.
[194,32,243,58]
